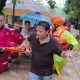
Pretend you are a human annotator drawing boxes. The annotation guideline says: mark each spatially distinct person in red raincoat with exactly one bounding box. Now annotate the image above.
[9,20,25,63]
[0,13,16,72]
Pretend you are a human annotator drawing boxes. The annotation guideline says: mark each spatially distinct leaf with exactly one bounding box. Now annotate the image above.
[47,0,56,9]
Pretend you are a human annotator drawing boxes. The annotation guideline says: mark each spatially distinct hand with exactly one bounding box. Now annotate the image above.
[25,47,32,54]
[0,47,5,52]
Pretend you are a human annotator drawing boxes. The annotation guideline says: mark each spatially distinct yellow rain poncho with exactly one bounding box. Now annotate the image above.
[54,54,67,77]
[51,16,78,78]
[62,30,78,50]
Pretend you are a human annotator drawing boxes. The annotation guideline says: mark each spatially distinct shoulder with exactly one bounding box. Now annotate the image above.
[4,28,11,33]
[50,36,58,44]
[49,36,62,47]
[28,33,36,42]
[28,33,36,38]
[4,27,10,31]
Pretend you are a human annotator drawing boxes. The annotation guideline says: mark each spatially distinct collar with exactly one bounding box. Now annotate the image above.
[0,25,4,30]
[39,35,51,45]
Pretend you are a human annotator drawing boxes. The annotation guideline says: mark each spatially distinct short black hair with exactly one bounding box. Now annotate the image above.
[0,13,5,18]
[37,21,50,31]
[25,21,31,24]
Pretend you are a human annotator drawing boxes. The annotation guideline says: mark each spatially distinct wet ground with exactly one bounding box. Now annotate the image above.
[0,49,80,80]
[0,28,80,80]
[0,55,31,80]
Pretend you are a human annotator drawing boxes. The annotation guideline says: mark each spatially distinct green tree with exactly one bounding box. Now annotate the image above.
[34,0,42,2]
[34,0,56,9]
[64,0,71,14]
[47,0,56,9]
[12,0,23,24]
[0,0,7,13]
[64,0,80,30]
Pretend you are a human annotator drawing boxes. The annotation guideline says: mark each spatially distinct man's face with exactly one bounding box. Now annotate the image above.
[25,23,31,30]
[13,23,21,31]
[36,26,48,39]
[0,16,5,28]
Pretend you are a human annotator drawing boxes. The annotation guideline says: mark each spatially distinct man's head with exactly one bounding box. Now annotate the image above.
[24,21,31,30]
[0,13,5,28]
[13,19,22,31]
[51,16,64,25]
[36,21,50,39]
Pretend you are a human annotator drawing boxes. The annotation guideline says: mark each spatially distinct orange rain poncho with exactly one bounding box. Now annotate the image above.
[51,16,78,77]
[51,16,78,50]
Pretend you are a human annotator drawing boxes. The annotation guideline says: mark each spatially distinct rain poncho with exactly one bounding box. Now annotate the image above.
[53,28,78,50]
[51,16,78,50]
[51,16,78,77]
[54,54,67,77]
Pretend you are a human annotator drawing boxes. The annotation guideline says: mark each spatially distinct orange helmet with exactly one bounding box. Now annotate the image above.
[51,16,64,26]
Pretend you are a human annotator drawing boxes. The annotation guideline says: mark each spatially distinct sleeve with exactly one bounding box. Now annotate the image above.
[6,30,18,47]
[63,31,78,50]
[19,34,25,45]
[53,39,63,55]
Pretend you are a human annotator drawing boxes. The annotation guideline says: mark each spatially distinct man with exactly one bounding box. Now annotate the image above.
[9,20,25,62]
[0,13,15,72]
[51,16,78,50]
[20,21,72,80]
[21,21,33,38]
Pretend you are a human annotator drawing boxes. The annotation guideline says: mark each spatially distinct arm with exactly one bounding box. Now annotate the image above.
[53,38,63,56]
[19,39,32,53]
[63,31,78,50]
[53,39,74,57]
[19,34,33,53]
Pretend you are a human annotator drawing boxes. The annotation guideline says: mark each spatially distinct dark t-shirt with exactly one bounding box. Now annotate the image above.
[28,34,63,76]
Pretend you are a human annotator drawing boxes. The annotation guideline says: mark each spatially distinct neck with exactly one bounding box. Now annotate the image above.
[14,29,21,33]
[39,35,48,41]
[39,35,49,44]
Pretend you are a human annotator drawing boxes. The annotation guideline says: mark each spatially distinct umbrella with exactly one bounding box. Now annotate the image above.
[20,13,52,26]
[4,0,49,13]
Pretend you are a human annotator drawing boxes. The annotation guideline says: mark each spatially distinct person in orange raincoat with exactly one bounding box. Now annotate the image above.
[50,16,78,50]
[49,16,78,76]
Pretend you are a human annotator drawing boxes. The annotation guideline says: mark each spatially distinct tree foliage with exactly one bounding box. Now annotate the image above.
[12,0,23,5]
[34,0,56,9]
[0,0,7,13]
[47,0,56,9]
[12,0,23,24]
[64,0,80,30]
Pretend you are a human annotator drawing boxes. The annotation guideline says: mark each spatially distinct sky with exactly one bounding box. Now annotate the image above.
[6,0,65,8]
[6,0,12,4]
[41,0,65,6]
